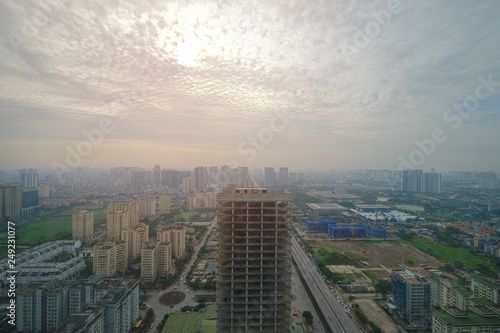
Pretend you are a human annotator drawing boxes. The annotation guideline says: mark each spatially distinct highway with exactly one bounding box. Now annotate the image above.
[291,236,361,333]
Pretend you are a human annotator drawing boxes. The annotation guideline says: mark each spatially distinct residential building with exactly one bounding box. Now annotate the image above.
[18,277,139,333]
[121,223,149,259]
[37,184,50,200]
[159,194,171,214]
[0,240,80,283]
[73,210,94,244]
[157,224,186,259]
[0,184,22,219]
[19,168,38,188]
[92,241,128,277]
[431,273,500,333]
[138,194,156,217]
[400,169,441,193]
[278,167,289,186]
[187,193,204,209]
[140,241,171,283]
[216,185,293,332]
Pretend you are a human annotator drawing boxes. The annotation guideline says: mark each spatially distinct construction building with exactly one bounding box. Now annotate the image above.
[216,185,293,333]
[72,210,94,244]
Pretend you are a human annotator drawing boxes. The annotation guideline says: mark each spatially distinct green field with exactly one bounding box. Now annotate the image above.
[0,206,107,259]
[177,212,199,221]
[407,237,498,273]
[1,215,72,246]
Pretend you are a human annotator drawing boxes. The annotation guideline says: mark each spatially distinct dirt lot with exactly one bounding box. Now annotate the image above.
[349,296,399,333]
[308,239,446,274]
[307,239,445,331]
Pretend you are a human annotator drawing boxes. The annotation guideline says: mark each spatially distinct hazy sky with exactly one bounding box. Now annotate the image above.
[1,0,499,172]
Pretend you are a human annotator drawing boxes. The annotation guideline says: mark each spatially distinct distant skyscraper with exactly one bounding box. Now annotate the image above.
[72,210,94,244]
[264,167,276,186]
[19,168,38,188]
[153,164,161,183]
[217,185,293,332]
[400,169,441,193]
[194,166,208,191]
[159,194,171,214]
[129,175,142,194]
[209,166,218,184]
[423,172,441,193]
[278,167,289,186]
[0,185,22,219]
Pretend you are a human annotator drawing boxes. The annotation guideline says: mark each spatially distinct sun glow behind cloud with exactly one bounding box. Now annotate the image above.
[0,0,499,170]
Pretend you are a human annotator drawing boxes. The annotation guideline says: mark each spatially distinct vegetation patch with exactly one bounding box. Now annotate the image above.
[406,237,499,275]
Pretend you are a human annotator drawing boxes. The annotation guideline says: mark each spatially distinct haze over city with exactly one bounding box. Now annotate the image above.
[1,0,499,172]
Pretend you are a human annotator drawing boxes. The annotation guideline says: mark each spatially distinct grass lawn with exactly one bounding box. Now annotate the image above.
[408,237,498,272]
[177,212,199,221]
[0,215,72,246]
[0,205,107,259]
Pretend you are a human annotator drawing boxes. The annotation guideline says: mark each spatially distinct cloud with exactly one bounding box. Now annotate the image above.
[0,0,499,170]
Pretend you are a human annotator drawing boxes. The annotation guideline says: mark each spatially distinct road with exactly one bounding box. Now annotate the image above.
[146,219,217,331]
[291,236,361,333]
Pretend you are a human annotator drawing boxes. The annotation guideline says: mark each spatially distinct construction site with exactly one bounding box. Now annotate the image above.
[216,186,293,333]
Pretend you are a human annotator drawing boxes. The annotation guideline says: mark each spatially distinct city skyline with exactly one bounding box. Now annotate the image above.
[1,1,500,171]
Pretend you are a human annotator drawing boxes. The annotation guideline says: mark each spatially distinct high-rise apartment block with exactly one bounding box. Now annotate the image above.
[278,167,289,186]
[208,166,218,184]
[92,240,128,277]
[153,164,161,183]
[138,194,156,217]
[17,276,139,333]
[140,241,172,283]
[0,185,22,219]
[216,185,293,333]
[106,201,140,241]
[157,225,186,259]
[159,194,171,214]
[400,169,441,193]
[187,193,204,209]
[194,166,209,191]
[19,168,38,188]
[121,223,149,259]
[391,265,431,325]
[264,167,275,186]
[72,210,94,244]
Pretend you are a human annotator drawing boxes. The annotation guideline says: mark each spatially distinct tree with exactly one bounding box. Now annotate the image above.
[453,261,464,270]
[302,311,313,325]
[375,280,391,295]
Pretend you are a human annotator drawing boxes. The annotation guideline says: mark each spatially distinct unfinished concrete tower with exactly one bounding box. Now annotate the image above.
[217,185,293,332]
